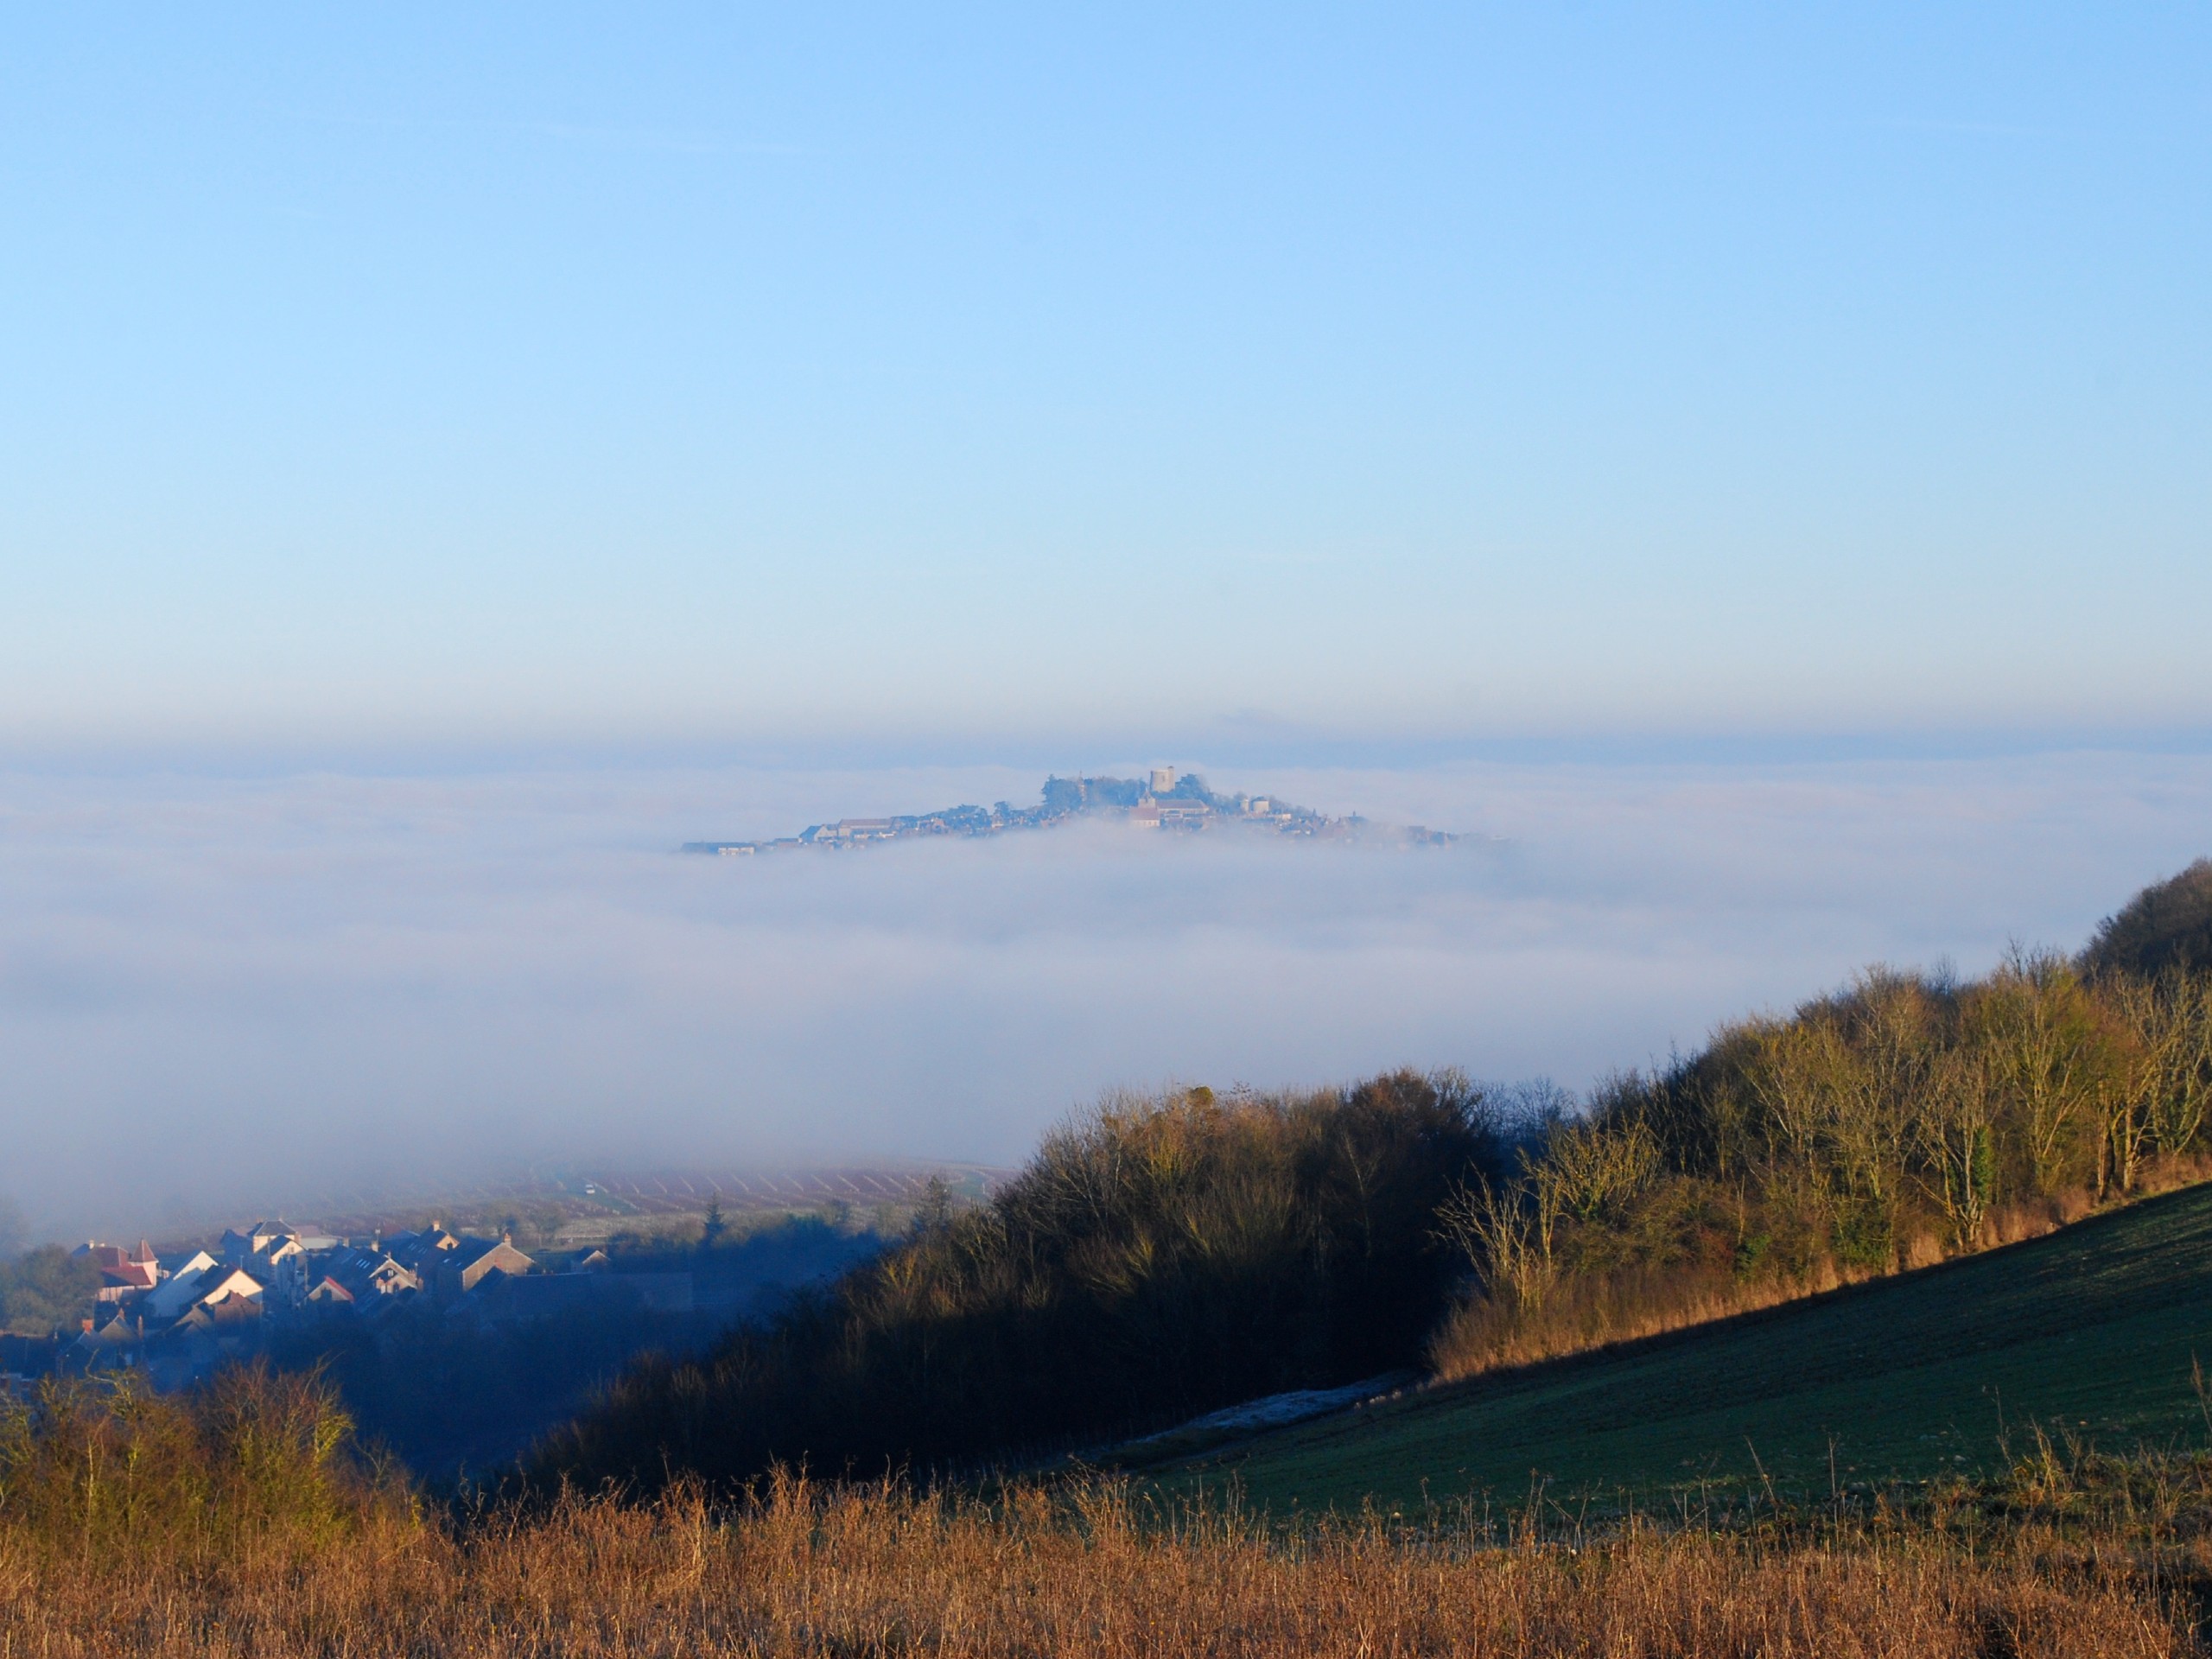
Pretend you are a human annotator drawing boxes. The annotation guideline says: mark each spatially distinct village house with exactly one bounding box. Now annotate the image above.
[41,1210,690,1388]
[220,1220,296,1263]
[74,1239,160,1305]
[444,1235,536,1294]
[141,1251,219,1322]
[310,1246,422,1307]
[182,1265,268,1320]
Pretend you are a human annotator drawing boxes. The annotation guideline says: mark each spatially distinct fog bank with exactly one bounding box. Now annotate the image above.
[3,750,2208,1238]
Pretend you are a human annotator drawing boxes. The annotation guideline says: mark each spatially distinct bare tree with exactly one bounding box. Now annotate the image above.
[2144,971,2212,1160]
[1435,1173,1554,1312]
[1972,948,2106,1194]
[2100,976,2172,1195]
[1828,970,1931,1207]
[1736,1018,1844,1182]
[1912,1049,1997,1250]
[1535,1116,1659,1226]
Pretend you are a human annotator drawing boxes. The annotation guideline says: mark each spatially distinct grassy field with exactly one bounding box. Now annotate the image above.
[1142,1179,2212,1516]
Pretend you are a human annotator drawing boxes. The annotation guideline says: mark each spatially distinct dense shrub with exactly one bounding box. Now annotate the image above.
[537,1071,1497,1492]
[0,1244,101,1336]
[0,1363,391,1560]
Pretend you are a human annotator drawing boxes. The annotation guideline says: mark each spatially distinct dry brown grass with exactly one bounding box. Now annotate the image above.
[5,1363,2205,1656]
[1430,1158,2212,1387]
[1428,1256,1865,1382]
[1,1469,2201,1658]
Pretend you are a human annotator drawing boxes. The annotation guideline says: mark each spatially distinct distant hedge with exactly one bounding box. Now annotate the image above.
[2082,858,2212,980]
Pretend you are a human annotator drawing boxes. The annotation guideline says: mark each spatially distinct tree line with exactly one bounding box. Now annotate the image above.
[1430,860,2212,1376]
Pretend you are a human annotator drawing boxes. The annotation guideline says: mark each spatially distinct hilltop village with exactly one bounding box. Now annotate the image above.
[683,767,1460,855]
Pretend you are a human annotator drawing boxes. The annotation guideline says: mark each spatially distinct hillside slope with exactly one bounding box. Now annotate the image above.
[1145,1179,2212,1513]
[534,1074,1491,1492]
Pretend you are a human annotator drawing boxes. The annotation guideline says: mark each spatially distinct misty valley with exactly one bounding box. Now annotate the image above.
[11,10,2209,1649]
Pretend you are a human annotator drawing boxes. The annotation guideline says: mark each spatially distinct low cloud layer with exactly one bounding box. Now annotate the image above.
[3,750,2209,1238]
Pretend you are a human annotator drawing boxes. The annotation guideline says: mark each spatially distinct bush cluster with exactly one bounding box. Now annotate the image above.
[0,1245,101,1336]
[0,1363,390,1560]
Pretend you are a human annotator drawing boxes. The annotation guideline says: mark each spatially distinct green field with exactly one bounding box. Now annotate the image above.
[1146,1180,2212,1515]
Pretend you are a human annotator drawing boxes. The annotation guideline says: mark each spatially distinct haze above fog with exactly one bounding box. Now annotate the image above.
[7,751,2209,1238]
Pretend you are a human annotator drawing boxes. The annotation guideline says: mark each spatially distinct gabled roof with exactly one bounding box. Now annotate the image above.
[143,1260,217,1321]
[450,1237,535,1292]
[85,1311,143,1347]
[175,1294,262,1332]
[194,1267,266,1306]
[321,1248,420,1298]
[223,1219,291,1241]
[79,1243,160,1289]
[383,1228,461,1271]
[452,1235,530,1269]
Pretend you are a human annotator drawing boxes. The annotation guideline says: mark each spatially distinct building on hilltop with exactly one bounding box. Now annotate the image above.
[188,1266,267,1313]
[1130,794,1208,830]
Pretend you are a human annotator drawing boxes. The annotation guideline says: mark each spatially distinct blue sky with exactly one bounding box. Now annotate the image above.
[4,4,2209,751]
